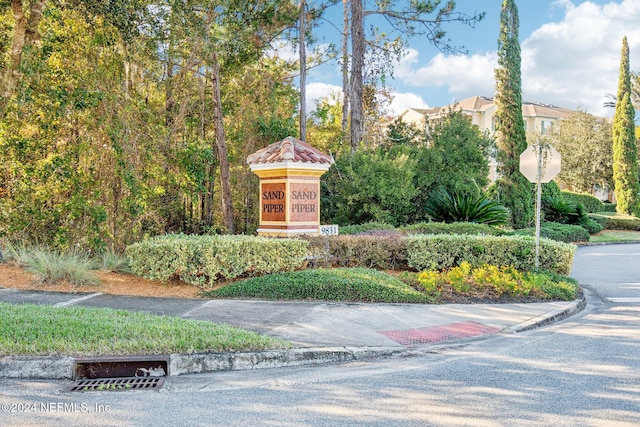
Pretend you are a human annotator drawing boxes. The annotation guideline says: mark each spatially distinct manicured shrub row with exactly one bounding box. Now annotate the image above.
[305,233,575,274]
[596,216,640,231]
[407,234,575,275]
[339,222,397,235]
[401,222,504,236]
[126,234,308,286]
[509,222,591,243]
[601,203,617,212]
[561,191,604,213]
[304,235,407,270]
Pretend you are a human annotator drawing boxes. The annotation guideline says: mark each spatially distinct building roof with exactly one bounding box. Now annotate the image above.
[246,136,334,165]
[522,101,574,119]
[419,96,575,118]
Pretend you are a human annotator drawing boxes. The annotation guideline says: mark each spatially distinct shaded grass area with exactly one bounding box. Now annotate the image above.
[206,268,433,303]
[0,302,291,356]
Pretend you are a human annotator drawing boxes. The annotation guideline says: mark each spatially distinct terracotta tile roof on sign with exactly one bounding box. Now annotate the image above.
[246,136,334,165]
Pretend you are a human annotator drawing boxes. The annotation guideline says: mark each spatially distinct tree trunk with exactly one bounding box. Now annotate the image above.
[341,0,350,143]
[349,0,364,153]
[299,0,307,140]
[1,0,44,115]
[210,54,235,234]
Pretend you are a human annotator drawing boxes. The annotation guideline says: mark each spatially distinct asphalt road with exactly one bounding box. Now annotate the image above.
[1,244,639,426]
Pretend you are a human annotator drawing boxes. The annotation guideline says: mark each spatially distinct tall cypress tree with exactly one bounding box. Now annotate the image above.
[494,0,533,228]
[612,36,640,215]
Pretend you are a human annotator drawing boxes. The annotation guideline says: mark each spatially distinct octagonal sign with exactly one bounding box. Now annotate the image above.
[519,144,561,183]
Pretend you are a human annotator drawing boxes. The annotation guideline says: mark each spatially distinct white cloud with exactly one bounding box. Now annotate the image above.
[305,82,342,113]
[521,0,640,116]
[388,92,429,116]
[393,48,497,102]
[391,0,640,117]
[267,39,298,63]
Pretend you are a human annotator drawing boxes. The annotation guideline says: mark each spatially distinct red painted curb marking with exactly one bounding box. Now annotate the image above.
[380,321,500,346]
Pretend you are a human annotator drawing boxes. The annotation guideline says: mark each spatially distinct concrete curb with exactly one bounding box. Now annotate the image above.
[0,356,75,379]
[503,293,586,333]
[168,346,402,376]
[0,347,405,380]
[0,295,588,380]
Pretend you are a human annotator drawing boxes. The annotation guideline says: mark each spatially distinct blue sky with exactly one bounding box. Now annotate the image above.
[300,0,640,118]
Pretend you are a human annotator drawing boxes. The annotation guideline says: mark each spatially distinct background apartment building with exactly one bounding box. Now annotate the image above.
[398,96,575,183]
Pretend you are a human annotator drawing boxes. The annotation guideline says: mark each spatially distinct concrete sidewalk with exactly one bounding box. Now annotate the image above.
[0,288,585,379]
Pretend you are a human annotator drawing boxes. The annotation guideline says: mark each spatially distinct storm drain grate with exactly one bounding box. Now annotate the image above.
[66,376,164,392]
[380,321,501,346]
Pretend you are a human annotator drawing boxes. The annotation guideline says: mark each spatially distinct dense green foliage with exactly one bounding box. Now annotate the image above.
[0,303,289,356]
[542,196,587,224]
[206,268,431,303]
[561,191,605,213]
[541,192,604,235]
[126,234,308,286]
[322,110,492,226]
[552,112,613,193]
[320,149,419,226]
[0,2,300,251]
[612,37,640,215]
[425,188,508,225]
[422,110,493,196]
[493,0,533,228]
[401,222,504,236]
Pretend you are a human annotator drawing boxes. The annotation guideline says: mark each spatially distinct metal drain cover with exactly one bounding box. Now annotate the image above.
[66,376,164,392]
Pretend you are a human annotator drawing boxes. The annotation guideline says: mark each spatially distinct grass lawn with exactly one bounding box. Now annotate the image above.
[590,230,640,243]
[206,268,432,303]
[0,248,581,357]
[0,302,291,356]
[588,211,640,242]
[205,267,579,304]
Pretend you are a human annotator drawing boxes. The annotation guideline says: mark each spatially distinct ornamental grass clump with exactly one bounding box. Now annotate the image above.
[9,245,99,286]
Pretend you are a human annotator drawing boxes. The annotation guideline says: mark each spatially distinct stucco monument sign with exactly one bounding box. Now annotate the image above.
[247,136,334,236]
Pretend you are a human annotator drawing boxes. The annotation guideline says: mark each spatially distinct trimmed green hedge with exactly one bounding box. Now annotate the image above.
[306,232,575,274]
[587,213,640,230]
[304,234,407,270]
[401,222,504,236]
[597,216,640,231]
[561,191,604,213]
[339,222,397,235]
[510,222,591,243]
[406,234,575,275]
[126,234,308,286]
